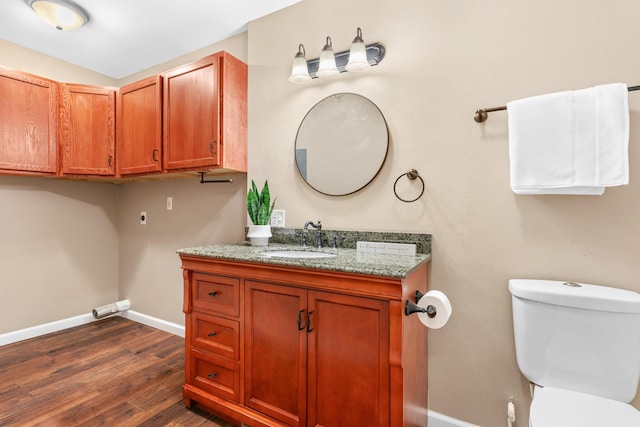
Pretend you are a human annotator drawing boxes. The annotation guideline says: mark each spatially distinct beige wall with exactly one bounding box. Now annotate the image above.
[247,0,640,425]
[116,175,246,325]
[0,39,117,86]
[0,177,119,332]
[3,0,640,425]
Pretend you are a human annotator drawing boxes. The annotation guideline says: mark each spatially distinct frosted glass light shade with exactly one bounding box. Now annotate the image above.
[316,37,339,78]
[29,0,88,31]
[288,44,311,84]
[346,28,371,72]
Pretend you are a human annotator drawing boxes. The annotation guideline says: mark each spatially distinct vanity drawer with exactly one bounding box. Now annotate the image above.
[192,273,240,317]
[191,312,239,360]
[190,349,239,402]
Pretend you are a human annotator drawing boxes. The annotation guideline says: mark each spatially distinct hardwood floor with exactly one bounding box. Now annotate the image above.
[0,316,234,426]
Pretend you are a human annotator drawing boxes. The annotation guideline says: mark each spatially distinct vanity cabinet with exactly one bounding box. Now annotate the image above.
[59,83,116,176]
[0,67,58,175]
[116,76,162,176]
[180,253,429,427]
[162,52,247,173]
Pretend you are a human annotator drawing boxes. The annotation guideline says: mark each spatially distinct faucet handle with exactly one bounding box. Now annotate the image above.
[331,233,346,249]
[295,230,308,247]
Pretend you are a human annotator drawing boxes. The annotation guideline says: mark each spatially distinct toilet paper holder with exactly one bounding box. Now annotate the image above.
[405,291,437,318]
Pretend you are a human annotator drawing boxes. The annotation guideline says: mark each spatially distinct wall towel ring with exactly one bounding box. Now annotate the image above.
[393,169,425,203]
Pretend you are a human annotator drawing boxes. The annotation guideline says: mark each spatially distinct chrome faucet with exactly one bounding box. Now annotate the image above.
[303,220,323,248]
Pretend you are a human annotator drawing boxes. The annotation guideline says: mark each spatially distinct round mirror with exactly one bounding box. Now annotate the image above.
[295,93,389,196]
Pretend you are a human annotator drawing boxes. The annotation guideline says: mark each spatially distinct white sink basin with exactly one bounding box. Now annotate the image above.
[260,250,336,259]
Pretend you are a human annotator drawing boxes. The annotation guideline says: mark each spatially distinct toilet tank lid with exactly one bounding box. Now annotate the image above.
[509,279,640,314]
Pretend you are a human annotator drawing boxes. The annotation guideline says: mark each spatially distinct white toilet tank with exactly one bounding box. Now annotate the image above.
[509,279,640,403]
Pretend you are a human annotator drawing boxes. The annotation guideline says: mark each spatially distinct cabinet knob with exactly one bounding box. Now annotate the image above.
[208,291,218,297]
[152,149,159,162]
[208,331,217,337]
[209,140,217,155]
[208,372,217,379]
[297,309,305,331]
[108,155,113,167]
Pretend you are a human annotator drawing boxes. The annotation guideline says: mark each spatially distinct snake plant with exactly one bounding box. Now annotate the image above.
[247,180,276,225]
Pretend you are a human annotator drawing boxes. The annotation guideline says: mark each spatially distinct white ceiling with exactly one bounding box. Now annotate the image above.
[0,0,302,79]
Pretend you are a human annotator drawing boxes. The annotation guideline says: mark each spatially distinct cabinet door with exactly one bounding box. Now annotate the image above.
[245,281,307,427]
[163,54,221,171]
[0,67,58,174]
[117,76,162,176]
[59,84,115,175]
[307,291,390,427]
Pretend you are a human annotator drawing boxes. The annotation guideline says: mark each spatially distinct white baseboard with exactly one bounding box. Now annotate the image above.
[121,310,185,337]
[0,312,96,346]
[0,310,185,347]
[428,411,480,427]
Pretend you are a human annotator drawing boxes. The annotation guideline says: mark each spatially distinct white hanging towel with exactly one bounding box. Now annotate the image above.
[507,83,629,195]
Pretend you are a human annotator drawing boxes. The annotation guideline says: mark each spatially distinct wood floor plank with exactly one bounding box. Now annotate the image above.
[0,316,234,427]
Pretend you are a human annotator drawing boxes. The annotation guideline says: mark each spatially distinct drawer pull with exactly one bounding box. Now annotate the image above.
[208,291,218,297]
[208,331,217,337]
[208,372,217,379]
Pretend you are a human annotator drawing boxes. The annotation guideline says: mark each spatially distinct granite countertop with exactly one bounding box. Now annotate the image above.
[177,243,431,279]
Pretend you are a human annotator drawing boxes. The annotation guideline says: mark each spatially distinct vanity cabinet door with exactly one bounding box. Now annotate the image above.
[307,291,390,427]
[245,281,391,427]
[0,67,58,175]
[59,83,115,176]
[116,76,162,176]
[245,281,307,427]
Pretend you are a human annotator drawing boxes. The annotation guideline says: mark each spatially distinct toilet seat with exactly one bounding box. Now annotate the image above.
[530,386,640,427]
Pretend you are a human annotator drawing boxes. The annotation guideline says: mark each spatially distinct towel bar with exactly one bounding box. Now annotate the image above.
[474,84,640,123]
[199,172,233,184]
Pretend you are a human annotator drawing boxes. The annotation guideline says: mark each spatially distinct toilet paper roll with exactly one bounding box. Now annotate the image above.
[417,290,452,329]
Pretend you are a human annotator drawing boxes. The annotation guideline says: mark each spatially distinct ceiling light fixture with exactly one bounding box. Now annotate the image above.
[28,0,89,31]
[288,28,385,84]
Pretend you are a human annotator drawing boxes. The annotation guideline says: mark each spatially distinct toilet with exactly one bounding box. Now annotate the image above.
[509,279,640,426]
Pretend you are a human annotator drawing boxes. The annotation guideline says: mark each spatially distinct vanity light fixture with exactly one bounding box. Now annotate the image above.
[345,28,370,72]
[316,37,339,78]
[288,44,312,84]
[288,27,385,84]
[28,0,89,31]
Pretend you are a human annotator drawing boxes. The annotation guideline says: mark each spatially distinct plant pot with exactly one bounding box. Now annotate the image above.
[247,225,272,247]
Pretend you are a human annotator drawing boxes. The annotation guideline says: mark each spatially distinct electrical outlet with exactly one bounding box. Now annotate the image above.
[167,196,173,211]
[271,210,285,227]
[140,211,147,225]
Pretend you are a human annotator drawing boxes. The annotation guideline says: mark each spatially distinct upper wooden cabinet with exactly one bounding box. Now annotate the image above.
[0,50,246,180]
[0,67,58,175]
[59,83,116,176]
[116,76,162,176]
[163,52,247,173]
